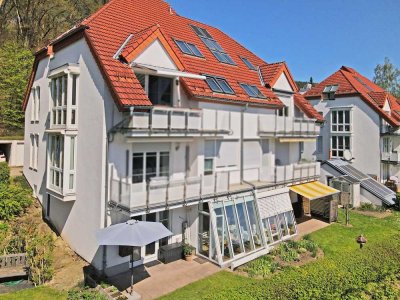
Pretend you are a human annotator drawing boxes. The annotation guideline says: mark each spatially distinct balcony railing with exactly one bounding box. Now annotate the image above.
[381,125,400,135]
[125,107,231,136]
[382,152,400,163]
[258,115,319,137]
[110,162,320,212]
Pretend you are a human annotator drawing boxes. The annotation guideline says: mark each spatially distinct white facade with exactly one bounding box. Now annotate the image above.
[24,35,322,274]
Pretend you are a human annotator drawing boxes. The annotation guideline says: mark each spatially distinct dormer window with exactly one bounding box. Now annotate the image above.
[240,83,266,99]
[241,57,257,71]
[322,85,338,100]
[205,76,234,94]
[135,73,174,106]
[174,40,203,58]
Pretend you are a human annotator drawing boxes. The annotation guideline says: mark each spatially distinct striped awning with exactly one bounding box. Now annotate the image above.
[289,181,340,200]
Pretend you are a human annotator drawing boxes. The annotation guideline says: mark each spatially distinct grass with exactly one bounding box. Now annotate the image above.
[0,136,24,141]
[0,286,67,300]
[160,210,400,299]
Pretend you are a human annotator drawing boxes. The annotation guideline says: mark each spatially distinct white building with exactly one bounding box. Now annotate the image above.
[304,66,400,192]
[23,0,337,275]
[0,139,24,166]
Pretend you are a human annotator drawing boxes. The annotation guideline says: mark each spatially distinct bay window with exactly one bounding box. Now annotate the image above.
[49,68,79,128]
[48,134,77,194]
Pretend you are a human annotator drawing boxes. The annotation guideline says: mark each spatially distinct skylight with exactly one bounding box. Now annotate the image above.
[354,77,373,91]
[205,76,235,94]
[175,40,203,58]
[240,83,265,98]
[241,57,257,70]
[191,25,235,65]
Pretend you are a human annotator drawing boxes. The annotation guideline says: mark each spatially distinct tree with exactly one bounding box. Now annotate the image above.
[373,57,400,98]
[0,42,33,135]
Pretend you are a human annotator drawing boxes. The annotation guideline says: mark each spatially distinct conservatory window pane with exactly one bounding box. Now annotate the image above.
[213,202,232,261]
[268,216,280,242]
[224,200,243,255]
[262,219,273,244]
[279,214,289,237]
[284,211,296,236]
[245,197,262,248]
[235,197,253,252]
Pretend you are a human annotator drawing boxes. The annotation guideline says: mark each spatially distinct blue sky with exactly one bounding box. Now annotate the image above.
[168,0,400,82]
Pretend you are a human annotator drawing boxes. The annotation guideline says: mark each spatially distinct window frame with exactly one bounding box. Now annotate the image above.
[240,57,257,71]
[131,151,171,184]
[239,83,266,99]
[174,39,204,58]
[205,75,235,95]
[331,109,351,133]
[331,135,351,158]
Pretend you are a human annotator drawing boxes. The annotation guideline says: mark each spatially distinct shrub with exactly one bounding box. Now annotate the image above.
[244,255,279,278]
[0,162,10,184]
[26,232,55,286]
[67,287,107,300]
[359,202,385,212]
[273,242,299,262]
[0,183,32,220]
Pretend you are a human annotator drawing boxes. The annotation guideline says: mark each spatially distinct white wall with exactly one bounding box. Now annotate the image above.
[310,96,381,177]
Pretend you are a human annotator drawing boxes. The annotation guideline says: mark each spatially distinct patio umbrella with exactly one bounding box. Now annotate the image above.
[96,220,173,294]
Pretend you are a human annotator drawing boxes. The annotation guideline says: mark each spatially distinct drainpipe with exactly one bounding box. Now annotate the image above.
[102,106,135,276]
[240,103,249,184]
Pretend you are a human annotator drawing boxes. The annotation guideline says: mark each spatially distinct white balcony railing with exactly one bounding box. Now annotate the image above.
[126,107,231,136]
[382,152,400,163]
[110,162,320,211]
[258,115,319,136]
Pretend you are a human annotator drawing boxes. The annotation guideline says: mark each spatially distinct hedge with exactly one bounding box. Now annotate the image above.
[0,162,10,185]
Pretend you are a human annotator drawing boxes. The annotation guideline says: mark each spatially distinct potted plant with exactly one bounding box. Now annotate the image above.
[183,244,195,262]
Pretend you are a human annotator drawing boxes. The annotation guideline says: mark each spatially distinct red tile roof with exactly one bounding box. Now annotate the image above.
[260,62,299,92]
[304,66,400,127]
[23,0,320,119]
[294,94,324,122]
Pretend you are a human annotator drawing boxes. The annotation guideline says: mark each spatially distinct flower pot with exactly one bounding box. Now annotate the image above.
[184,254,193,262]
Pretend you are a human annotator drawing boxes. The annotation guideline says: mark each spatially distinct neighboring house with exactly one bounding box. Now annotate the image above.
[0,139,24,167]
[304,66,400,186]
[23,0,336,275]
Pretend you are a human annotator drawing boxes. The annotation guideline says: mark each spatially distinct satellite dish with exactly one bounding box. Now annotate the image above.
[343,150,353,161]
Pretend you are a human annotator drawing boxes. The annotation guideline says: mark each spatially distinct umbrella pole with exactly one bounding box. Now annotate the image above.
[130,251,134,295]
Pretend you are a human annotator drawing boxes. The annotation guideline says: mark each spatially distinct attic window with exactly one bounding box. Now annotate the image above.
[354,77,373,91]
[241,57,257,70]
[322,85,339,100]
[205,76,234,94]
[240,83,266,98]
[174,40,203,58]
[190,25,235,65]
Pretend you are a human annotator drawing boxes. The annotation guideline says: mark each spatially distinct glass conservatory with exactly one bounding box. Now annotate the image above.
[197,191,297,266]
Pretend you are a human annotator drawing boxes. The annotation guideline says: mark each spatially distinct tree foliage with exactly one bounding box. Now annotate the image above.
[373,57,400,98]
[0,42,33,134]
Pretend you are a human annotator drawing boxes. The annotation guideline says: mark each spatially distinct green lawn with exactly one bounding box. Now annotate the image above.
[0,286,67,300]
[161,210,400,300]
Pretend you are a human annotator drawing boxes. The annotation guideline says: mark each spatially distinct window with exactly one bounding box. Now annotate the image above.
[30,134,39,170]
[48,134,76,193]
[159,210,170,247]
[240,83,265,98]
[261,211,296,244]
[51,75,68,126]
[331,110,351,132]
[383,137,392,153]
[71,75,78,125]
[354,77,373,91]
[31,87,40,122]
[175,40,203,57]
[135,74,174,106]
[204,158,214,175]
[205,76,234,94]
[191,24,235,65]
[277,106,289,117]
[322,85,338,100]
[132,151,170,183]
[331,135,350,158]
[241,57,257,70]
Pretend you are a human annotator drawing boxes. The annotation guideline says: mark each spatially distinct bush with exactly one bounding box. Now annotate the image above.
[26,232,55,286]
[0,183,32,220]
[67,287,107,300]
[244,255,279,278]
[0,162,10,184]
[359,202,385,212]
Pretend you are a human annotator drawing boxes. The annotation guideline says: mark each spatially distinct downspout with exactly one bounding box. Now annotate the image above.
[102,106,135,276]
[240,103,249,184]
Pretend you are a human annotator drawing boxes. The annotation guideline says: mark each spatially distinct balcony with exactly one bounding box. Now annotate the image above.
[258,115,319,138]
[124,107,232,137]
[109,162,320,212]
[381,125,400,136]
[382,152,400,164]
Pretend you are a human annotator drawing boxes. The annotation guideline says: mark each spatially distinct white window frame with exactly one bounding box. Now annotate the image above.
[331,109,352,133]
[31,87,40,123]
[331,135,351,158]
[383,137,392,153]
[30,134,39,170]
[131,151,170,183]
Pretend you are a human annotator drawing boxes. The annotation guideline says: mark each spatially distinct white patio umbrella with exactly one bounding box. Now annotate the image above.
[96,220,173,294]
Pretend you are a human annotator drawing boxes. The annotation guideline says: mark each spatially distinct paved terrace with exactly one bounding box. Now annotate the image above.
[108,257,219,300]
